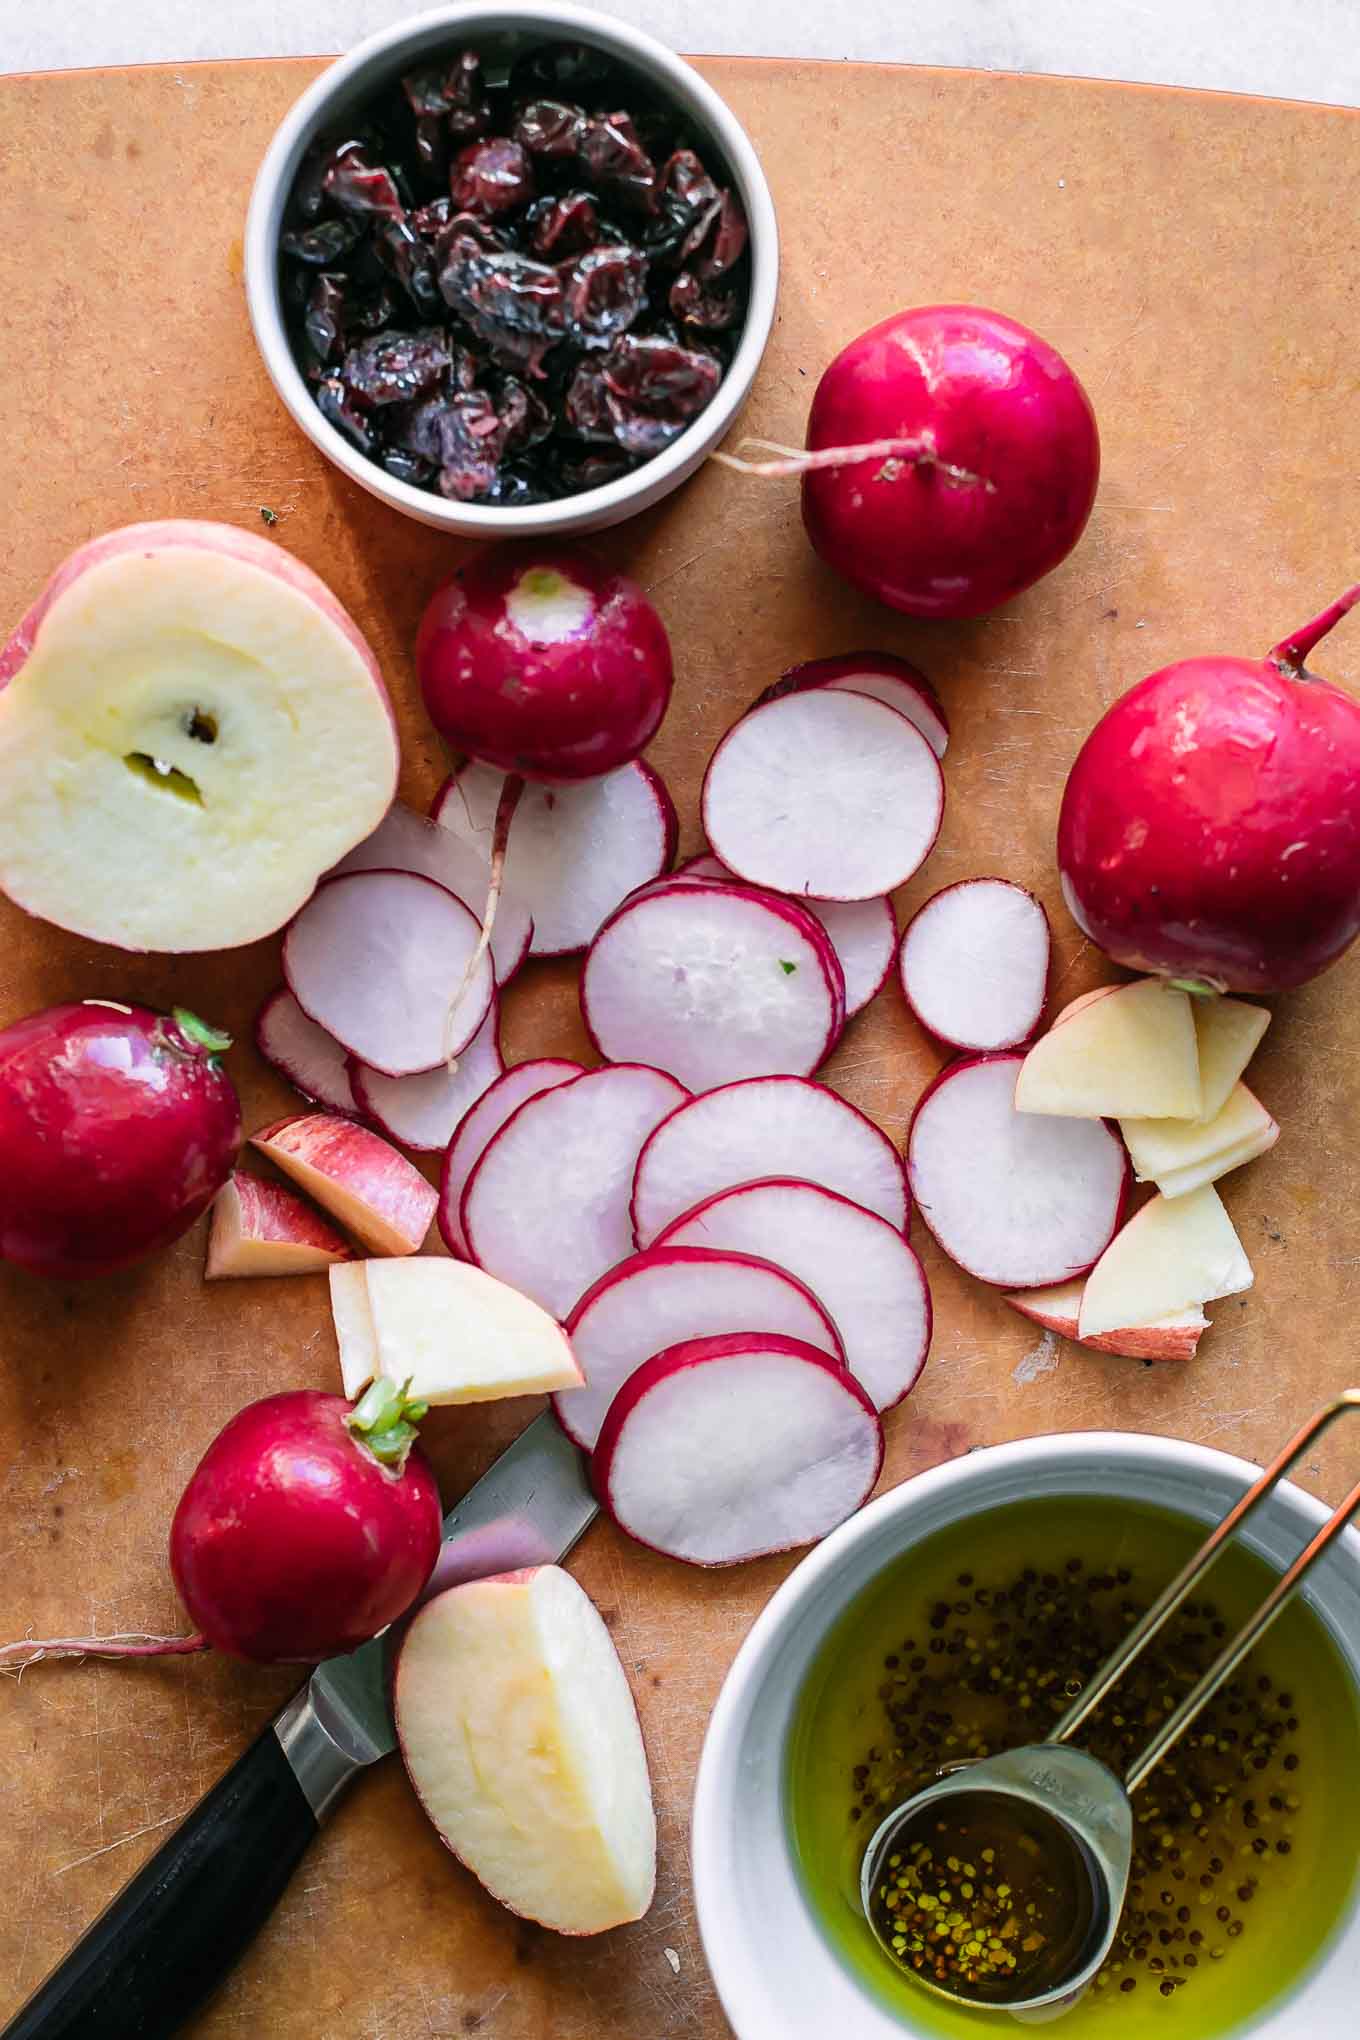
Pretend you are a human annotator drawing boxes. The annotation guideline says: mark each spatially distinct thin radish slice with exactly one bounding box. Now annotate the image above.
[462,1064,689,1318]
[581,881,845,1092]
[702,691,944,901]
[432,759,678,958]
[907,1053,1129,1288]
[663,855,895,1020]
[553,1242,846,1451]
[255,987,357,1115]
[900,880,1051,1051]
[333,800,533,985]
[593,1334,883,1567]
[284,869,495,1078]
[632,1076,909,1246]
[349,999,504,1154]
[439,1057,584,1257]
[759,652,949,759]
[654,1177,930,1411]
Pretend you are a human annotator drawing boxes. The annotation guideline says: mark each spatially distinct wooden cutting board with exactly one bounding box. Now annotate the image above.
[1,51,1357,2040]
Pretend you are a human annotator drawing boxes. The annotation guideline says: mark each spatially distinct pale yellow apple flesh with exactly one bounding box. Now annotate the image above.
[395,1566,656,1935]
[252,1114,437,1256]
[1078,1185,1252,1340]
[1121,1083,1279,1195]
[1004,1278,1206,1361]
[1193,996,1272,1122]
[1015,980,1202,1120]
[329,1262,381,1399]
[205,1171,352,1279]
[334,1258,582,1404]
[1155,1125,1278,1200]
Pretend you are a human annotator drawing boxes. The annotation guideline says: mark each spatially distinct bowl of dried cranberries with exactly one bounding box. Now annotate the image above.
[245,2,778,534]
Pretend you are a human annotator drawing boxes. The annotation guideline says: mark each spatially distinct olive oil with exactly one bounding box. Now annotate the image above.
[786,1497,1360,2036]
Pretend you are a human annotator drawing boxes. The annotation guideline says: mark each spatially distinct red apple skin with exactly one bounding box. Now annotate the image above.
[1058,654,1360,993]
[0,1002,241,1279]
[416,543,673,781]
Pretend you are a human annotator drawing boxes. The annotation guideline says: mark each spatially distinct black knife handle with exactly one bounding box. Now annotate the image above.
[2,1718,318,2040]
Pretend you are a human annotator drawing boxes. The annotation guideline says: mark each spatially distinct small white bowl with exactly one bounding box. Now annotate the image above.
[245,1,779,536]
[693,1431,1360,2038]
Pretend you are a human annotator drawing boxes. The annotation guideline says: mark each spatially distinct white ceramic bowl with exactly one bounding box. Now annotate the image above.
[244,2,778,536]
[693,1431,1360,2038]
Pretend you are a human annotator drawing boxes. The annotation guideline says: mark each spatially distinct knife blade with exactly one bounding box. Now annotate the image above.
[2,1413,599,2040]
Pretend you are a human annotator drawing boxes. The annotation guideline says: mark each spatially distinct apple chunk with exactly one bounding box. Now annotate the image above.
[1194,996,1271,1122]
[395,1565,656,1935]
[252,1113,436,1256]
[1121,1083,1278,1197]
[334,1258,582,1404]
[1078,1184,1252,1340]
[1004,1278,1206,1362]
[205,1171,352,1278]
[1015,979,1201,1120]
[0,521,398,951]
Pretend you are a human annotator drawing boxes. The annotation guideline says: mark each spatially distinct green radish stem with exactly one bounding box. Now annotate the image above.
[170,1007,232,1056]
[346,1375,430,1470]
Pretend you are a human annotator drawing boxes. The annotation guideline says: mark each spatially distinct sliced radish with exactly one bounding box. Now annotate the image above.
[593,1333,883,1567]
[553,1242,846,1451]
[653,1177,930,1411]
[899,880,1051,1051]
[462,1064,689,1318]
[349,999,504,1154]
[702,690,944,901]
[581,881,845,1092]
[439,1058,584,1257]
[759,651,949,759]
[255,987,357,1115]
[632,1076,909,1246]
[432,759,677,958]
[334,800,533,985]
[284,869,495,1077]
[907,1053,1128,1288]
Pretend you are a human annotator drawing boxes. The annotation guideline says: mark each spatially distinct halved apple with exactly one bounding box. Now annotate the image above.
[1015,979,1201,1121]
[1004,1278,1206,1361]
[394,1565,656,1935]
[1120,1083,1279,1197]
[0,521,398,950]
[205,1171,352,1278]
[329,1262,381,1399]
[252,1113,437,1256]
[1078,1184,1252,1340]
[332,1258,582,1403]
[1193,996,1271,1122]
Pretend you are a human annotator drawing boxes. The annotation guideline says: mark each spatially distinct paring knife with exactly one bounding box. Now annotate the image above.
[2,1415,598,2040]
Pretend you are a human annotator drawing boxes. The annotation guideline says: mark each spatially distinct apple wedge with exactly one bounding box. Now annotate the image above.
[1015,979,1201,1120]
[394,1565,656,1936]
[1078,1184,1252,1340]
[205,1171,353,1279]
[1004,1279,1206,1362]
[331,1259,582,1404]
[252,1113,436,1256]
[0,521,398,951]
[1194,996,1271,1122]
[1121,1083,1279,1197]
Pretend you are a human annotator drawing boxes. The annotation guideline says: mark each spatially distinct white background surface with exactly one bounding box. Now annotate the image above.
[3,0,1358,104]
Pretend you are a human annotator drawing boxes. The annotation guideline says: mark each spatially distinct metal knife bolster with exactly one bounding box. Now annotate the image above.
[273,1686,371,1821]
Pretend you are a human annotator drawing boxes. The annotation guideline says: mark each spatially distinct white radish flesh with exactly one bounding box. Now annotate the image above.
[581,882,845,1091]
[631,1076,909,1245]
[899,880,1050,1051]
[439,1058,584,1257]
[908,1053,1128,1288]
[432,759,677,957]
[553,1242,846,1451]
[760,652,950,759]
[654,1177,930,1411]
[333,799,533,985]
[462,1064,688,1318]
[665,856,896,1020]
[349,999,504,1153]
[284,869,495,1077]
[702,690,944,901]
[255,987,357,1115]
[593,1334,883,1567]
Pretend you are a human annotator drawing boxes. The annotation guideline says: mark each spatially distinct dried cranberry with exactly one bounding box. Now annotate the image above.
[564,244,649,347]
[438,236,565,376]
[663,148,720,215]
[372,219,441,314]
[690,189,749,279]
[280,218,361,266]
[380,447,437,487]
[486,467,559,507]
[345,285,398,335]
[436,389,508,500]
[513,100,585,159]
[321,142,405,221]
[495,377,554,453]
[524,190,600,258]
[577,113,658,212]
[601,334,721,454]
[389,394,447,460]
[413,115,447,174]
[434,211,512,261]
[513,42,617,97]
[315,376,375,453]
[402,51,483,119]
[557,450,637,493]
[563,358,617,442]
[411,196,454,238]
[450,138,535,216]
[304,274,347,362]
[341,328,452,406]
[290,142,332,222]
[669,268,741,331]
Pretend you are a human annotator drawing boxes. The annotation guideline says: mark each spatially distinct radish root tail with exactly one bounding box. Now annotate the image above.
[1269,582,1360,674]
[711,434,996,492]
[442,773,525,1073]
[0,1631,209,1670]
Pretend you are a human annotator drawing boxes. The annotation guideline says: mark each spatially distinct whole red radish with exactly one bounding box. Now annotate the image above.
[0,1000,240,1279]
[1058,584,1360,992]
[798,304,1099,619]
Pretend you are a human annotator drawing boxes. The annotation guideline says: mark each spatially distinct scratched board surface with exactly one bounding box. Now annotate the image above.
[1,53,1358,2040]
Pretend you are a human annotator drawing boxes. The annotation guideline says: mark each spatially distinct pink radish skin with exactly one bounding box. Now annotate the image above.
[654,1177,930,1411]
[581,880,845,1091]
[284,869,495,1077]
[632,1076,910,1246]
[463,1065,689,1318]
[899,880,1051,1052]
[552,1242,847,1452]
[702,690,944,901]
[592,1333,884,1568]
[256,988,358,1115]
[349,999,504,1153]
[432,759,678,958]
[336,801,533,985]
[907,1053,1129,1289]
[758,652,949,759]
[439,1058,584,1258]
